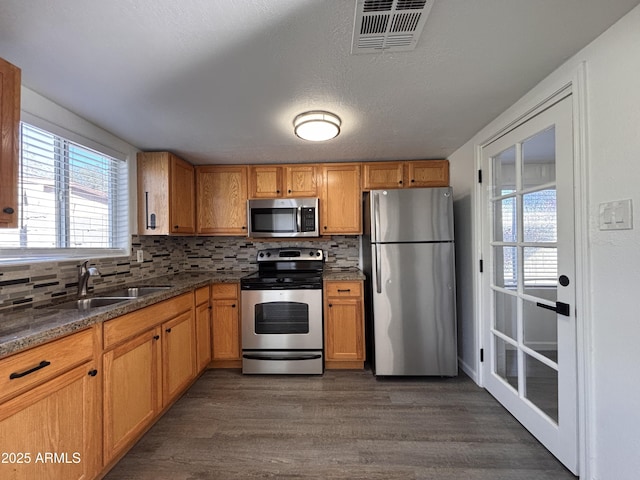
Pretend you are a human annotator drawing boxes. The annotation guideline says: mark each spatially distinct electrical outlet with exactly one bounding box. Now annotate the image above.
[136,249,144,263]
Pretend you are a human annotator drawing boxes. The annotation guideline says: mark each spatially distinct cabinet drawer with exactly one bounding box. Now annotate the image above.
[0,328,94,403]
[195,286,210,306]
[211,283,238,300]
[325,281,362,297]
[104,293,193,349]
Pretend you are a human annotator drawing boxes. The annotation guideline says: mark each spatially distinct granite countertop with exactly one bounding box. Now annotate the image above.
[0,270,250,359]
[322,268,366,281]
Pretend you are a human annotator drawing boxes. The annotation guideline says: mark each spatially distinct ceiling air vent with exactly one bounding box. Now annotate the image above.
[351,0,433,54]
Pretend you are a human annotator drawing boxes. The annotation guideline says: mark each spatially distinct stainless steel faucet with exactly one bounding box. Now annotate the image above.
[78,260,100,296]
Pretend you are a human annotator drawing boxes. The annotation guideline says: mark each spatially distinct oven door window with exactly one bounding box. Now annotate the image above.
[251,208,296,233]
[255,302,309,334]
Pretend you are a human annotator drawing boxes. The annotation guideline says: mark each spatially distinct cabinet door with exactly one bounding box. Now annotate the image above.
[169,154,196,233]
[137,152,170,235]
[162,310,196,406]
[0,58,21,228]
[195,289,212,372]
[362,162,404,190]
[248,165,282,198]
[103,328,161,464]
[196,166,248,235]
[405,159,449,187]
[325,298,364,362]
[320,164,362,235]
[0,362,101,480]
[285,165,317,197]
[212,299,240,361]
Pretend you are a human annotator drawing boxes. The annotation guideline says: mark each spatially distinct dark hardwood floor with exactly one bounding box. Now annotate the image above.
[104,369,576,480]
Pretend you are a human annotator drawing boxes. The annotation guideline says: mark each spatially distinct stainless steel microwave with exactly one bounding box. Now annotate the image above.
[247,198,319,238]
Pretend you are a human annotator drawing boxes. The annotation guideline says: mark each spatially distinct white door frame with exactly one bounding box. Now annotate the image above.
[473,62,593,478]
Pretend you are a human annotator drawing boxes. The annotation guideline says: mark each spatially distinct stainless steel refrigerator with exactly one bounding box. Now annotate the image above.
[363,187,457,376]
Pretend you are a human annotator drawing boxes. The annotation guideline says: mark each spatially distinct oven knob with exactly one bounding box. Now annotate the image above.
[266,252,271,257]
[309,251,314,257]
[316,251,321,257]
[259,253,264,258]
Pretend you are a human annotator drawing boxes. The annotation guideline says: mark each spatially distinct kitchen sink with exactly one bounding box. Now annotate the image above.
[52,297,134,311]
[102,286,173,297]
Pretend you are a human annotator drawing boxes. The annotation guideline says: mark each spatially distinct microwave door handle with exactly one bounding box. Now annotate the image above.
[296,207,302,232]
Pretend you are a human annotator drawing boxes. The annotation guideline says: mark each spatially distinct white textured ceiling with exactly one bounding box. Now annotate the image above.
[1,0,639,165]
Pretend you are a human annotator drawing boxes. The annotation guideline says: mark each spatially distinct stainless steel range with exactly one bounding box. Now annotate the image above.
[241,248,324,374]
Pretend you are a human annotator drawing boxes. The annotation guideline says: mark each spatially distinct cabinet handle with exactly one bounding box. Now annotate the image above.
[328,303,333,308]
[145,192,156,230]
[173,225,179,230]
[276,190,280,194]
[337,289,351,293]
[88,369,98,377]
[242,226,246,230]
[398,180,403,185]
[3,207,14,214]
[324,226,327,230]
[165,328,172,333]
[411,179,415,183]
[288,189,292,194]
[9,360,51,380]
[208,305,212,310]
[153,335,160,340]
[231,304,236,308]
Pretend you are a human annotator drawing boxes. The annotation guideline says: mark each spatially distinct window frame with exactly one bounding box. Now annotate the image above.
[0,120,130,265]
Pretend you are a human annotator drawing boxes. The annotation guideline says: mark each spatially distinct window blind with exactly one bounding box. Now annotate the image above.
[0,123,128,257]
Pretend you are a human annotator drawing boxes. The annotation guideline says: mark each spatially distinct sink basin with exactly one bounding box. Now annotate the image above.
[53,297,134,311]
[102,286,173,298]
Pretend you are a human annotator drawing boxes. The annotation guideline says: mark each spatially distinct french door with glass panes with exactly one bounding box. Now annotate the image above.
[481,95,578,474]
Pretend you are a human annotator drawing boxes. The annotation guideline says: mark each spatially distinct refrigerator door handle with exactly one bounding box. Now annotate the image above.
[372,192,382,293]
[373,192,381,242]
[375,242,382,294]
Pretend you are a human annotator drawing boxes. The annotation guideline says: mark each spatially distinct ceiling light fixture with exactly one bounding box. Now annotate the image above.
[293,111,341,141]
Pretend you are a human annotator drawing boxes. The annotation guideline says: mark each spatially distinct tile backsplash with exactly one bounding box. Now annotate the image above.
[0,235,360,311]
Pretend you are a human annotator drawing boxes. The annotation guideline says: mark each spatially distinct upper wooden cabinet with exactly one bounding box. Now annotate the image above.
[137,152,196,235]
[362,162,405,190]
[362,160,449,190]
[248,164,317,198]
[0,58,21,228]
[319,163,362,235]
[196,165,248,235]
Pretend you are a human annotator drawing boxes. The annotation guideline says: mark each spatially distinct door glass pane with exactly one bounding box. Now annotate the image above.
[494,197,517,242]
[524,353,558,423]
[523,189,557,243]
[523,299,557,361]
[522,126,556,188]
[494,246,518,288]
[524,247,557,299]
[494,291,517,339]
[492,146,516,196]
[494,335,518,391]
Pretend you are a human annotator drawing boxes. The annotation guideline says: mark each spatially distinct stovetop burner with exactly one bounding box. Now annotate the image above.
[241,248,324,290]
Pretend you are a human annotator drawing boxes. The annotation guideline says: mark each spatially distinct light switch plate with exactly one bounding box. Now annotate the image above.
[136,249,144,263]
[599,199,633,230]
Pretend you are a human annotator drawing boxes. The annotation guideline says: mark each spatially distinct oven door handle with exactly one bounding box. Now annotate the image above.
[296,206,302,233]
[243,353,322,361]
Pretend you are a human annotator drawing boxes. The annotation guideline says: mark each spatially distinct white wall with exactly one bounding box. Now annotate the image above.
[449,5,640,479]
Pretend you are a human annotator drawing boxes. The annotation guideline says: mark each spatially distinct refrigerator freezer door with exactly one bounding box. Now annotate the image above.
[371,187,454,243]
[372,242,457,376]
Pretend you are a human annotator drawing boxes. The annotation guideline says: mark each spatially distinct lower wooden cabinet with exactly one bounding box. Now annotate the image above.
[103,327,161,464]
[0,327,101,480]
[161,310,196,406]
[102,293,196,465]
[211,282,241,367]
[195,286,212,372]
[324,280,365,369]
